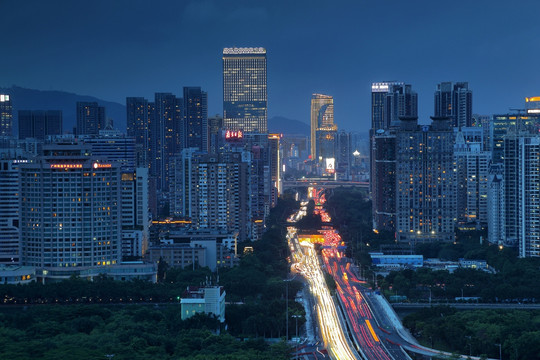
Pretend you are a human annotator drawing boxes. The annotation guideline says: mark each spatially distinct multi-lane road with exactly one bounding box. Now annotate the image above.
[287,190,490,360]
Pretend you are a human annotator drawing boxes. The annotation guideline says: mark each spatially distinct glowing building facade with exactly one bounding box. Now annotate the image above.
[223,47,267,133]
[310,94,336,163]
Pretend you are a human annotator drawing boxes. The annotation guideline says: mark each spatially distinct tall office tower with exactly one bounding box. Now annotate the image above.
[20,142,122,268]
[434,82,473,128]
[183,87,208,151]
[525,96,540,114]
[18,110,63,140]
[76,102,106,135]
[0,94,13,137]
[336,130,351,180]
[80,130,137,170]
[310,94,335,161]
[487,164,504,245]
[395,117,455,243]
[126,97,150,166]
[0,155,25,264]
[223,47,267,133]
[151,93,183,192]
[491,113,540,163]
[372,130,396,232]
[120,167,149,258]
[454,128,490,226]
[504,133,540,257]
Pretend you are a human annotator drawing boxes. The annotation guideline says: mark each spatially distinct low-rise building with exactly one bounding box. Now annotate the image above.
[181,286,226,322]
[370,252,423,269]
[0,265,36,284]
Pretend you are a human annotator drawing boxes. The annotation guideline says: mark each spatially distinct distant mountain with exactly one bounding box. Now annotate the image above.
[0,86,126,134]
[268,116,310,135]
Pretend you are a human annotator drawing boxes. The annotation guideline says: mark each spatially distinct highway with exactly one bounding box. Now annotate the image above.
[287,222,359,360]
[288,189,495,360]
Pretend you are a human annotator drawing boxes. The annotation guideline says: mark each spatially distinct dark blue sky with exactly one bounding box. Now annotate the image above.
[2,0,539,132]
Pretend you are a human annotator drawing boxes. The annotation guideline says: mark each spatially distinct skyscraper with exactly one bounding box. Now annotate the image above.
[395,117,455,243]
[370,82,417,131]
[370,82,417,217]
[152,93,183,191]
[0,156,24,264]
[223,47,267,133]
[126,97,150,166]
[503,133,540,257]
[18,110,63,140]
[20,142,122,268]
[453,128,490,226]
[310,94,335,161]
[183,87,208,151]
[0,94,13,137]
[76,102,106,135]
[434,82,473,128]
[372,130,396,232]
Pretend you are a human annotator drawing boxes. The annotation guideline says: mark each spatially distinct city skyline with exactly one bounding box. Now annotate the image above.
[2,1,540,132]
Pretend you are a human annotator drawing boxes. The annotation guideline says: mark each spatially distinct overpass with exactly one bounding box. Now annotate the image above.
[282,180,369,190]
[392,302,540,310]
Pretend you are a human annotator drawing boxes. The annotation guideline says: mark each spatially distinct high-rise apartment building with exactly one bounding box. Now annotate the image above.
[18,110,63,140]
[208,115,224,154]
[336,130,351,180]
[310,94,336,162]
[126,97,151,166]
[372,130,397,232]
[491,114,540,163]
[0,156,25,264]
[120,167,149,258]
[152,93,183,192]
[503,133,540,257]
[223,47,267,133]
[370,82,417,131]
[454,128,490,226]
[170,148,201,218]
[190,151,251,241]
[0,94,13,138]
[183,87,208,151]
[395,117,455,243]
[370,82,417,225]
[20,142,122,268]
[76,102,106,135]
[434,82,472,128]
[487,164,504,245]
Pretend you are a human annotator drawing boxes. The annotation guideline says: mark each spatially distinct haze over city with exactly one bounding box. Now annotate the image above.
[2,0,540,131]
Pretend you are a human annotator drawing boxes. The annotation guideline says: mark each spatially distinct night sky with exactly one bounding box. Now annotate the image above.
[2,0,540,132]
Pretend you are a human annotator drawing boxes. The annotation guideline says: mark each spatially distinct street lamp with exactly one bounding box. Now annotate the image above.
[283,274,298,341]
[292,314,302,360]
[495,343,502,360]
